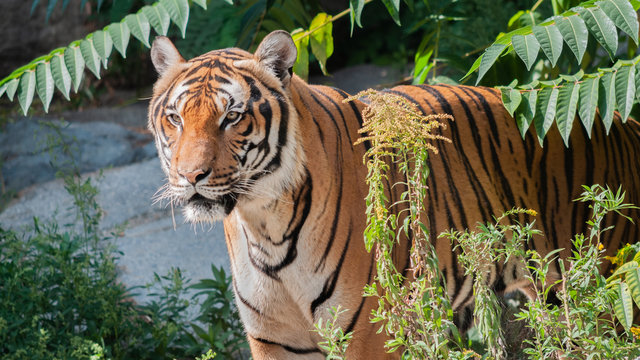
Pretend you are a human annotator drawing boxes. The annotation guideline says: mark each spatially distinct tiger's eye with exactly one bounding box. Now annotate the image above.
[167,114,182,127]
[226,111,240,122]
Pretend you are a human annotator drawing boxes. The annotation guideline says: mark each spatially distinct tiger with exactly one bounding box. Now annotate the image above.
[147,30,640,359]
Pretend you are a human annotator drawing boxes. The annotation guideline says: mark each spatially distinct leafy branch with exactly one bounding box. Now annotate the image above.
[290,0,374,80]
[0,0,211,115]
[463,0,640,146]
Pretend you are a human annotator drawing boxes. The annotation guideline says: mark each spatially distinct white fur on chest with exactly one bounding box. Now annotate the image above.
[228,210,329,347]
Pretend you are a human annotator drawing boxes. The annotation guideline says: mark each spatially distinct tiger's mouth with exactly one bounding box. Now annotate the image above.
[187,192,238,215]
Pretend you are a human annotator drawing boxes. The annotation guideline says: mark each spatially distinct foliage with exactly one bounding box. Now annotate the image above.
[339,91,640,359]
[513,185,640,359]
[345,90,468,358]
[605,241,640,330]
[0,0,208,115]
[441,208,540,359]
[0,199,245,359]
[464,0,640,145]
[313,306,353,359]
[189,265,247,359]
[0,134,246,359]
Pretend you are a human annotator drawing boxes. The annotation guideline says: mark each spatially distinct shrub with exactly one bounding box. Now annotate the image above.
[0,169,246,359]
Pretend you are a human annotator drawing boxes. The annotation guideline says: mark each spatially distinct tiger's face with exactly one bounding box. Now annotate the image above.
[148,31,305,223]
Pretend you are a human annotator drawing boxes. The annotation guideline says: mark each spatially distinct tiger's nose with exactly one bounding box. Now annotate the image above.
[179,168,211,185]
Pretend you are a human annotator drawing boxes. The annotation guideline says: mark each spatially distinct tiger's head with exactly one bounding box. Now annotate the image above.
[148,31,306,223]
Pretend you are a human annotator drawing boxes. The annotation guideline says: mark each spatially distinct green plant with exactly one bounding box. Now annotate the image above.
[512,185,640,359]
[195,349,218,360]
[188,265,247,359]
[441,208,540,360]
[464,0,640,146]
[0,123,246,359]
[0,0,209,115]
[313,305,353,359]
[346,90,470,359]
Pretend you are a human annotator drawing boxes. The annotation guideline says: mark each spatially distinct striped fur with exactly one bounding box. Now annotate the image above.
[148,31,640,359]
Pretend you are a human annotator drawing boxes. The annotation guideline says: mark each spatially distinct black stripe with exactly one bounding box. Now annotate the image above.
[233,279,264,316]
[345,247,375,334]
[252,336,322,354]
[248,172,312,277]
[311,222,352,315]
[463,87,502,147]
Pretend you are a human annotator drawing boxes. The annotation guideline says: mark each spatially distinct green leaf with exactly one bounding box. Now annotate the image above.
[636,62,640,103]
[18,71,36,116]
[35,62,54,113]
[80,38,102,79]
[143,4,171,36]
[500,87,522,117]
[4,78,19,101]
[614,65,635,122]
[413,34,434,84]
[380,0,400,25]
[192,0,207,9]
[462,54,482,81]
[516,89,537,138]
[349,0,365,32]
[626,265,640,309]
[50,53,71,100]
[609,261,639,282]
[578,6,618,58]
[598,71,616,133]
[534,87,559,145]
[92,30,113,68]
[475,43,508,85]
[560,69,584,82]
[614,281,633,331]
[30,0,40,16]
[125,13,151,48]
[555,82,580,147]
[46,0,58,23]
[578,76,599,137]
[0,82,7,99]
[413,48,433,85]
[555,15,589,63]
[107,23,130,58]
[64,44,85,92]
[309,13,334,76]
[160,0,190,38]
[532,25,563,66]
[292,29,309,81]
[599,0,639,45]
[512,34,540,70]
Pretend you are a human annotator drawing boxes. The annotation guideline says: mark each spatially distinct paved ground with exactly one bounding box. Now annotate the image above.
[0,64,406,299]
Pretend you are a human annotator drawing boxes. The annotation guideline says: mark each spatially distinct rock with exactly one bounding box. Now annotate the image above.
[0,158,229,296]
[0,117,152,192]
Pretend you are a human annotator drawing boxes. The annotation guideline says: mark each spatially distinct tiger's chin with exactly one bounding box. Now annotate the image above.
[183,193,238,223]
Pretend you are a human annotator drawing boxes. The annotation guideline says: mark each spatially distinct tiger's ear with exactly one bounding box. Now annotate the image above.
[254,30,297,85]
[151,36,185,76]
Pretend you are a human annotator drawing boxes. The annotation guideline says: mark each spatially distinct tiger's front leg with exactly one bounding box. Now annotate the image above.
[247,336,325,360]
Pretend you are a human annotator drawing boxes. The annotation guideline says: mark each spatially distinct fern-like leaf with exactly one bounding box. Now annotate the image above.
[17,70,36,116]
[598,71,617,133]
[1,0,207,113]
[555,15,588,63]
[51,52,71,100]
[614,64,635,123]
[35,61,54,112]
[555,82,580,146]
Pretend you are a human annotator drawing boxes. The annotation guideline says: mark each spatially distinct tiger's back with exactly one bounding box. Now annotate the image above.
[147,31,640,359]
